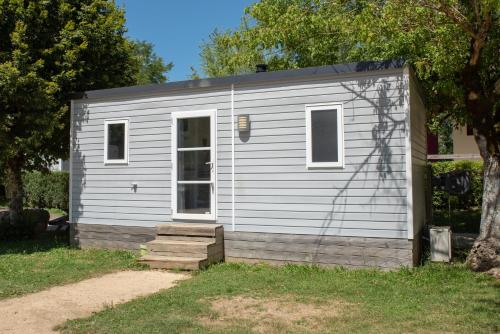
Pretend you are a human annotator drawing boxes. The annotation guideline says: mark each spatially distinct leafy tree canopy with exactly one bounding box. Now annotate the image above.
[200,0,500,271]
[0,0,159,222]
[130,39,173,85]
[0,0,138,169]
[201,0,498,131]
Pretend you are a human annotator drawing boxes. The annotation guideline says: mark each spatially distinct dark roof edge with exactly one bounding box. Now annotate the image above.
[79,59,406,100]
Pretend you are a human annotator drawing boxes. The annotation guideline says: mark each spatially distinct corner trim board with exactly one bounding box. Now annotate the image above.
[403,66,414,239]
[69,100,74,225]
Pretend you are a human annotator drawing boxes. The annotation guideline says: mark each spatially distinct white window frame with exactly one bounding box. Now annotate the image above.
[104,119,129,165]
[171,109,217,221]
[305,103,344,169]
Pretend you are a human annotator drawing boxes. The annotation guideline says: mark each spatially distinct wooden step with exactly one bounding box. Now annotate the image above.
[146,239,215,255]
[156,235,217,243]
[139,254,208,270]
[156,223,223,238]
[138,224,224,271]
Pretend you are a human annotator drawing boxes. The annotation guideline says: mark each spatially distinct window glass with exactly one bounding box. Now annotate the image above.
[107,123,125,160]
[311,109,338,162]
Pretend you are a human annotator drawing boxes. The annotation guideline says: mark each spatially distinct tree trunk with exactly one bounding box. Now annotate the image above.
[460,27,500,271]
[466,153,500,271]
[5,157,24,225]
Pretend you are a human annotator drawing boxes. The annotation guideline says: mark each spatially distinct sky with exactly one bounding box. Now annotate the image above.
[116,0,256,82]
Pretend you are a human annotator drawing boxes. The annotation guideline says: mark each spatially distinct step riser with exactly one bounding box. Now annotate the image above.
[148,249,224,260]
[147,244,208,254]
[147,251,222,260]
[156,235,217,243]
[147,243,222,255]
[156,224,223,238]
[141,260,207,270]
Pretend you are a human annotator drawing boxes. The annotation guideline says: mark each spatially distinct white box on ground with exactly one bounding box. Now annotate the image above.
[430,226,452,262]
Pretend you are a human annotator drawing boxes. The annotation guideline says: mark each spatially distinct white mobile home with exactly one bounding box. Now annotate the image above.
[70,60,427,269]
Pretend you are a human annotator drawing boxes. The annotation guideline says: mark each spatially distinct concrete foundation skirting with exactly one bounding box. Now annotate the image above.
[71,224,415,269]
[70,223,156,251]
[224,231,414,269]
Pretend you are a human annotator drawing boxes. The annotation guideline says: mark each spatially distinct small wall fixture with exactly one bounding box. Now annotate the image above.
[237,114,250,132]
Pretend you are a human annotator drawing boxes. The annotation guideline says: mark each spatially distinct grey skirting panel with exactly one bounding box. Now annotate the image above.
[70,223,156,251]
[224,231,414,269]
[70,224,414,268]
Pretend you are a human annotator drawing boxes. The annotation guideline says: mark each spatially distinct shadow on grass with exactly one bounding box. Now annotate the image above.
[0,239,69,255]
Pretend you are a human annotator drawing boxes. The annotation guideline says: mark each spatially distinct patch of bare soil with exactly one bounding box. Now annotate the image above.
[199,295,353,333]
[0,270,189,334]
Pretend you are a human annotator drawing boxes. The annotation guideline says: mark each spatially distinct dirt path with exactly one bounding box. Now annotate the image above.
[0,270,189,334]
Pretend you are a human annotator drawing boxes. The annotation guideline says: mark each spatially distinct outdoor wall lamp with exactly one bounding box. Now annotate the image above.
[238,114,250,132]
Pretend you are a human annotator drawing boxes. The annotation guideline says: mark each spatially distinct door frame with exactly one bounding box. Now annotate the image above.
[171,109,217,221]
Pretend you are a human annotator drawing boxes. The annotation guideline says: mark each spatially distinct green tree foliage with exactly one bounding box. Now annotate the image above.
[23,171,69,212]
[201,0,497,133]
[0,0,138,223]
[130,40,173,84]
[200,0,357,76]
[201,0,499,271]
[201,25,265,77]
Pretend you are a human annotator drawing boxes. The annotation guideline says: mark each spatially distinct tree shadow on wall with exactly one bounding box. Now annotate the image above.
[70,102,89,245]
[312,69,409,262]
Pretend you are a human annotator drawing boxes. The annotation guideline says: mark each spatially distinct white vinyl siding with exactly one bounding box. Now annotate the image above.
[71,68,413,239]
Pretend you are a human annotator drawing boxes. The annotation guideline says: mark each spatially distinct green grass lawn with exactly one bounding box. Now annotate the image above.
[47,207,67,217]
[59,262,500,334]
[0,240,143,299]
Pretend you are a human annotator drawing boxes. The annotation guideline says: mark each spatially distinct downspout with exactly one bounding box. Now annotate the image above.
[231,84,235,231]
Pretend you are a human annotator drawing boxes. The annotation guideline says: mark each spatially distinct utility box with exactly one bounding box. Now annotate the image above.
[430,226,452,262]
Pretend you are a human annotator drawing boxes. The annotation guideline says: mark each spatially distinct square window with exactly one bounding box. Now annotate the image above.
[306,104,344,168]
[104,119,128,164]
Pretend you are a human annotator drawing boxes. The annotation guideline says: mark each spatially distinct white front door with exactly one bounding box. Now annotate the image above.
[171,110,216,220]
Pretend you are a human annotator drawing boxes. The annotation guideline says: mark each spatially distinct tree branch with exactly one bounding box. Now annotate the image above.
[471,0,481,28]
[416,0,479,39]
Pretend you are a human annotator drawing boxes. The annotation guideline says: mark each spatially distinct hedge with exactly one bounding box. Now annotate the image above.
[23,171,69,212]
[430,160,483,211]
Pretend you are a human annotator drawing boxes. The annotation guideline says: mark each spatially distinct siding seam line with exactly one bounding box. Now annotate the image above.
[404,66,414,239]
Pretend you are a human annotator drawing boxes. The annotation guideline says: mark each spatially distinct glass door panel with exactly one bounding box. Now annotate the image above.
[177,184,211,214]
[172,110,215,220]
[177,150,211,181]
[177,117,210,148]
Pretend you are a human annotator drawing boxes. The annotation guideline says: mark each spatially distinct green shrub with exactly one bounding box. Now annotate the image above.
[430,160,483,210]
[23,171,69,212]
